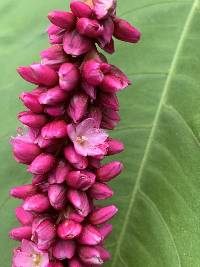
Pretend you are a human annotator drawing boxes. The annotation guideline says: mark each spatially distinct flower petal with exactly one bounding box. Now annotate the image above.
[67,124,77,143]
[85,129,108,145]
[40,253,50,267]
[13,252,33,267]
[76,118,97,136]
[74,142,88,157]
[21,239,35,254]
[93,0,116,19]
[86,143,108,156]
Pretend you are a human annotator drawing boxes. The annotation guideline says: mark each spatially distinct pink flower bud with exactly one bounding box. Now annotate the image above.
[28,153,56,175]
[67,189,90,217]
[63,30,93,56]
[100,66,131,93]
[41,45,68,70]
[32,174,46,185]
[93,0,116,19]
[78,246,104,265]
[100,38,115,54]
[89,205,118,225]
[52,239,76,260]
[98,224,113,240]
[9,226,32,241]
[87,106,102,128]
[47,24,66,44]
[114,18,141,43]
[95,246,111,261]
[41,120,68,139]
[102,108,120,129]
[64,145,88,170]
[82,81,96,99]
[39,86,69,105]
[48,184,67,210]
[11,137,41,164]
[89,157,101,169]
[88,182,113,200]
[18,111,48,128]
[59,63,80,92]
[78,225,102,245]
[23,194,50,213]
[66,170,96,191]
[20,92,44,113]
[38,182,50,194]
[48,11,76,30]
[16,127,39,142]
[107,138,124,155]
[48,160,72,184]
[15,206,34,225]
[67,92,89,123]
[36,134,61,150]
[64,206,85,223]
[98,92,119,111]
[101,62,112,73]
[57,219,82,240]
[10,184,36,199]
[70,1,93,18]
[82,59,104,86]
[17,64,58,86]
[83,47,103,61]
[96,161,123,182]
[77,18,103,38]
[68,257,86,267]
[101,116,119,130]
[32,217,56,250]
[93,154,104,160]
[45,105,65,117]
[97,18,114,48]
[31,86,45,96]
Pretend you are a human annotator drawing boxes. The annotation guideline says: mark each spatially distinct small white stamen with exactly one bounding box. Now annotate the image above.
[76,135,88,145]
[32,253,42,267]
[16,127,24,136]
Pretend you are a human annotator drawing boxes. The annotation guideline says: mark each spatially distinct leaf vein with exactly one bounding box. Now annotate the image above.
[119,0,191,17]
[139,190,182,266]
[164,104,200,147]
[118,253,129,267]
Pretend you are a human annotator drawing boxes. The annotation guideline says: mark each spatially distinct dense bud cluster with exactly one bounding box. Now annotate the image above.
[10,0,140,266]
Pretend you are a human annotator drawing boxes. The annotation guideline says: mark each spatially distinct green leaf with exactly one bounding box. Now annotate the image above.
[1,0,200,266]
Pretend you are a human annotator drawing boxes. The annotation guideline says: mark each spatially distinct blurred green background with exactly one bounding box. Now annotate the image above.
[1,0,200,267]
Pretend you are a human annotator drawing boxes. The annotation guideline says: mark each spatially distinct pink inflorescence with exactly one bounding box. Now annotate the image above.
[10,0,140,266]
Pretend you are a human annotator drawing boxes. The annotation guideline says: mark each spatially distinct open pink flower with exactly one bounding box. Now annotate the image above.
[13,239,49,267]
[93,0,116,19]
[67,118,108,157]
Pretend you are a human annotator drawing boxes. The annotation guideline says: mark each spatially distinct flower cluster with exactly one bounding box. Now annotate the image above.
[10,0,140,266]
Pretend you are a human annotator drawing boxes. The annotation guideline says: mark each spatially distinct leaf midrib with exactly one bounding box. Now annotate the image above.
[111,0,198,266]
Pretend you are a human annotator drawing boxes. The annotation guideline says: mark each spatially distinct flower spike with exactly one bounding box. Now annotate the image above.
[9,0,141,266]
